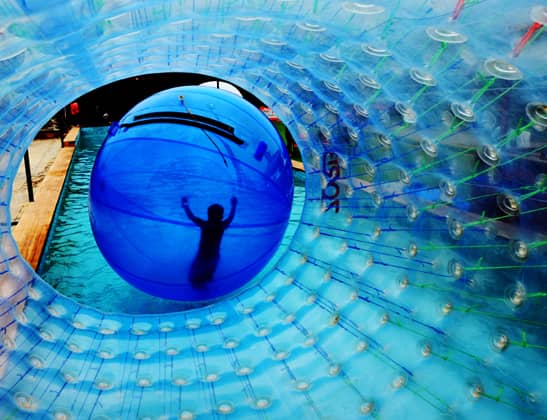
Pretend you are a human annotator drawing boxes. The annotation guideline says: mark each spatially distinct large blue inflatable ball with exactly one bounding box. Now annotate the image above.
[88,86,294,301]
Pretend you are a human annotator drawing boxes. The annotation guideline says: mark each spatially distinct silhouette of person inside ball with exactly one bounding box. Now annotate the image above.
[182,196,238,286]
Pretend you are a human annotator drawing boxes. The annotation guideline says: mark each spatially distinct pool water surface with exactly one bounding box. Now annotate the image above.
[38,127,305,313]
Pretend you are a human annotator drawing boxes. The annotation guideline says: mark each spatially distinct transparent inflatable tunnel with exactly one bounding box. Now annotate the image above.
[1,1,546,419]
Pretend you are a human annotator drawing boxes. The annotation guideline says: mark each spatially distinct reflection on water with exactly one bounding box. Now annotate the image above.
[38,127,305,313]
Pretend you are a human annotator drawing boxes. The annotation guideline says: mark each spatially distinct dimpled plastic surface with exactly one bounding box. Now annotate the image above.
[89,86,293,301]
[0,1,546,419]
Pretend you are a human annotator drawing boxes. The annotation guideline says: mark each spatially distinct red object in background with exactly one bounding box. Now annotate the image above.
[260,106,280,122]
[70,101,80,115]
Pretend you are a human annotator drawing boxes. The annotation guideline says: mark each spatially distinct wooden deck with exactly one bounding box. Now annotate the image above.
[12,129,78,269]
[62,126,80,147]
[291,159,304,171]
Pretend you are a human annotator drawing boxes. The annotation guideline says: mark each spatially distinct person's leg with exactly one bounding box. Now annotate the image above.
[189,256,218,286]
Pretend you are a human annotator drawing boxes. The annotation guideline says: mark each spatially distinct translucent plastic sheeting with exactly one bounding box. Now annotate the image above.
[0,1,546,418]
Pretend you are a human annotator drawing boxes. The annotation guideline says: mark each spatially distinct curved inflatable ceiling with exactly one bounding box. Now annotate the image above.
[1,1,546,418]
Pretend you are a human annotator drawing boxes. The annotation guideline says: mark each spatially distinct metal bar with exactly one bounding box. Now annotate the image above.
[23,150,34,202]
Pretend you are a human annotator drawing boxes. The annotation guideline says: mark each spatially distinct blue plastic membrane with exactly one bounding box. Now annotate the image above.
[89,86,294,301]
[1,1,546,419]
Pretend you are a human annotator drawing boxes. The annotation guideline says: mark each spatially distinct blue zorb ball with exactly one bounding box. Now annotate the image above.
[88,86,294,301]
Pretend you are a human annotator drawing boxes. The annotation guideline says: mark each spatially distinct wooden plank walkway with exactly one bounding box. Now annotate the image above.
[291,159,304,171]
[12,130,78,269]
[62,126,80,147]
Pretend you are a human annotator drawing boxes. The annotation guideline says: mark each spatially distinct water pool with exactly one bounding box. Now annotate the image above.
[38,127,305,313]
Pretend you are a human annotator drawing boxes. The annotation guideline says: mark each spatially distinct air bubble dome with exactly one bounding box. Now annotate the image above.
[1,1,546,419]
[88,86,293,301]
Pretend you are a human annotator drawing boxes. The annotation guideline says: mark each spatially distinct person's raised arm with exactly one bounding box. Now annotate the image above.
[223,196,238,227]
[182,197,204,225]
